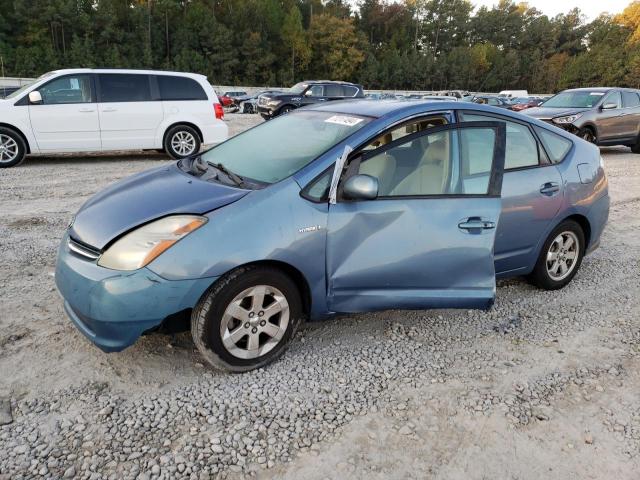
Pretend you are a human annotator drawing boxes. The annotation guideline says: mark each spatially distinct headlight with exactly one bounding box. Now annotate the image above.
[267,100,281,106]
[552,114,582,124]
[98,215,207,271]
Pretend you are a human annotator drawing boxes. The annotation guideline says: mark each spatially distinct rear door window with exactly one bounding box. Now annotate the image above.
[325,84,343,97]
[158,76,207,101]
[622,91,640,108]
[459,112,539,169]
[98,74,151,103]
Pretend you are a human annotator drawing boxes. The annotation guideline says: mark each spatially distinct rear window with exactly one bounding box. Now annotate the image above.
[99,74,151,102]
[343,86,359,97]
[158,76,207,101]
[534,126,572,164]
[622,91,640,108]
[325,84,343,97]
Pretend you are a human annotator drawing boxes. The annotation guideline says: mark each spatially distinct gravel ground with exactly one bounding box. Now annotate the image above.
[0,114,639,479]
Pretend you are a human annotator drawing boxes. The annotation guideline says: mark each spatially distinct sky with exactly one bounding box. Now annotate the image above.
[473,0,631,21]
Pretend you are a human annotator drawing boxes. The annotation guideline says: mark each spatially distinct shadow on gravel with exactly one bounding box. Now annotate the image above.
[22,152,169,167]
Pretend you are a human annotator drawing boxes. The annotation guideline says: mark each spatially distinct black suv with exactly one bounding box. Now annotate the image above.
[525,87,640,152]
[257,80,364,119]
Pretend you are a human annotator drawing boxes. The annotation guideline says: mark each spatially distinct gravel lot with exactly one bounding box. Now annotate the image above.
[0,113,639,479]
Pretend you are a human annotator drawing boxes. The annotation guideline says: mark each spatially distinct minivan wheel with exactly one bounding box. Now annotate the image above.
[191,266,303,372]
[0,127,26,168]
[164,125,201,159]
[528,220,585,290]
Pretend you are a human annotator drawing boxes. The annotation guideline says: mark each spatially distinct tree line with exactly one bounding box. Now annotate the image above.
[1,0,639,93]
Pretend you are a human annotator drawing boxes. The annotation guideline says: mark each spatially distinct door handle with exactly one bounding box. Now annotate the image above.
[540,182,560,196]
[102,108,117,113]
[458,217,496,231]
[78,108,95,113]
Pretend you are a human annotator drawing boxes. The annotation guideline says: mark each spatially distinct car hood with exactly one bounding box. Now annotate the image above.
[69,163,249,250]
[524,106,591,119]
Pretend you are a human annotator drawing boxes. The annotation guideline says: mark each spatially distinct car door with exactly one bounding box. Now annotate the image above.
[458,111,564,275]
[326,121,506,313]
[97,73,164,150]
[620,91,640,139]
[28,73,101,152]
[301,84,326,107]
[597,90,623,141]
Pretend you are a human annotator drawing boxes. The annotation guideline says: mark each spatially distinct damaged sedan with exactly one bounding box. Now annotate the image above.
[55,100,609,371]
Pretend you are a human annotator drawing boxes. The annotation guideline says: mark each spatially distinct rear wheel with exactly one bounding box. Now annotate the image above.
[0,127,26,168]
[164,125,201,159]
[631,138,640,154]
[528,220,585,290]
[191,266,303,372]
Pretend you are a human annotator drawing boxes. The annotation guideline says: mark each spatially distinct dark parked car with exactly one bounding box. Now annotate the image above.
[257,80,364,119]
[471,96,512,108]
[524,88,640,152]
[230,90,283,113]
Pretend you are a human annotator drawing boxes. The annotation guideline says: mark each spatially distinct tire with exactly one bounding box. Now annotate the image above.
[164,125,201,160]
[278,105,294,116]
[631,138,640,154]
[528,220,585,290]
[0,127,26,168]
[579,127,597,145]
[191,266,304,372]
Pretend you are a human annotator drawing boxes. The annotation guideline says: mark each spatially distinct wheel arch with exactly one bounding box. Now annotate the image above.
[277,104,296,116]
[163,121,204,145]
[0,122,31,154]
[563,213,592,249]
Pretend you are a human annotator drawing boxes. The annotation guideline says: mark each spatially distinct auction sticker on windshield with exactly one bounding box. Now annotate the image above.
[325,115,364,126]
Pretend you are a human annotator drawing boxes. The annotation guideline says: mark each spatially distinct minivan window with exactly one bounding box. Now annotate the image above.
[622,91,640,108]
[38,75,93,104]
[158,76,207,101]
[534,127,572,164]
[99,74,151,103]
[201,111,371,184]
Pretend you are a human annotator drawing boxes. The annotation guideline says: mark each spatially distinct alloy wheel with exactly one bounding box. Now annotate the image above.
[546,231,580,281]
[170,131,197,156]
[220,285,290,360]
[0,134,19,164]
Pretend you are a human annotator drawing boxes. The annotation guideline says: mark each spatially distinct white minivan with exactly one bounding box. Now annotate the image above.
[0,68,228,168]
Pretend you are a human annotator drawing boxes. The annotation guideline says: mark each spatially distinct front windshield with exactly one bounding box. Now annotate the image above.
[289,82,308,94]
[201,110,371,184]
[542,91,606,108]
[5,71,56,100]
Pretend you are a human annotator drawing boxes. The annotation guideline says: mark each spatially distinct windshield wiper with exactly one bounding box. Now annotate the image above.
[209,162,245,187]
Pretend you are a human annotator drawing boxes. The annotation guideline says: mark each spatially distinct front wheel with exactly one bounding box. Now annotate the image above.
[579,127,597,145]
[164,125,201,159]
[278,105,294,116]
[528,220,585,290]
[0,127,26,168]
[191,266,303,372]
[631,138,640,154]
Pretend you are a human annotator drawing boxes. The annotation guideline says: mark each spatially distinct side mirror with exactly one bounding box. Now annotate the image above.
[305,90,314,96]
[601,102,617,110]
[28,91,43,104]
[342,174,378,200]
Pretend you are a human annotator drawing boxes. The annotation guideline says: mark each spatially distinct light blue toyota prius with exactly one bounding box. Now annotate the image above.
[55,100,609,371]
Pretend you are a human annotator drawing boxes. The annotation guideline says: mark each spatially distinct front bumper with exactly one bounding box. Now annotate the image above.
[256,105,277,118]
[55,233,216,352]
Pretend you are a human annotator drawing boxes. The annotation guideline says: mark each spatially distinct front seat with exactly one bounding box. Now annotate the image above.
[389,139,447,196]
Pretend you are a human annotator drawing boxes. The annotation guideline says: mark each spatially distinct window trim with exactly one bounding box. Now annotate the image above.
[95,73,154,103]
[456,109,550,171]
[339,121,506,201]
[25,73,96,106]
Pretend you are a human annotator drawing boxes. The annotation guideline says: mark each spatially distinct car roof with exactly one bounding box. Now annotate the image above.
[301,80,360,86]
[302,99,566,129]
